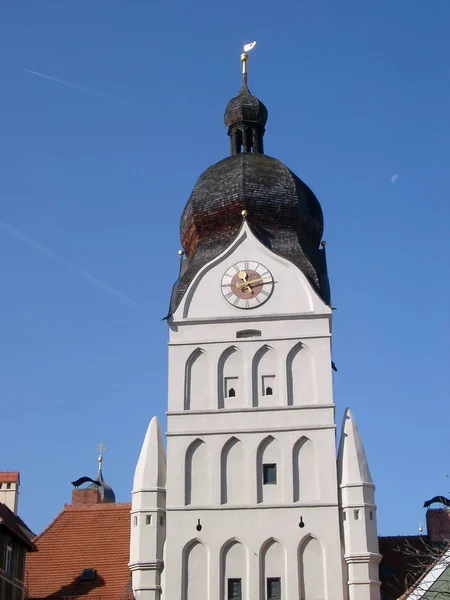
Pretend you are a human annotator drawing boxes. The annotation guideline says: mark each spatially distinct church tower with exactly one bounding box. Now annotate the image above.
[131,45,381,600]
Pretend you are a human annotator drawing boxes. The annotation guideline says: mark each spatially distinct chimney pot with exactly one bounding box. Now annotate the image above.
[426,508,450,543]
[0,472,20,513]
[72,488,101,505]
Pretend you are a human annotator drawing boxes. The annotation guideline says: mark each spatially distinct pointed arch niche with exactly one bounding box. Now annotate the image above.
[220,437,245,505]
[182,540,208,600]
[220,539,247,600]
[298,536,325,600]
[218,346,243,409]
[293,437,319,502]
[260,539,285,600]
[185,348,210,410]
[257,436,282,504]
[252,345,278,408]
[185,439,209,506]
[287,342,316,406]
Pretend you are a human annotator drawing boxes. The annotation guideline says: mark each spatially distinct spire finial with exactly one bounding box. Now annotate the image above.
[97,441,106,472]
[241,41,256,86]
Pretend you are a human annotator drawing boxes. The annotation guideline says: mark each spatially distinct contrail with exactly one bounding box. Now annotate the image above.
[24,69,132,105]
[0,220,138,307]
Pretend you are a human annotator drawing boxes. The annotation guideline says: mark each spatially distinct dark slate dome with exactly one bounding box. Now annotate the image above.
[166,53,330,316]
[181,153,323,259]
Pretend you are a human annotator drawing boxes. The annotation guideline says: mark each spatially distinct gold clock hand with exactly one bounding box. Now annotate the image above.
[236,276,271,289]
[235,270,254,293]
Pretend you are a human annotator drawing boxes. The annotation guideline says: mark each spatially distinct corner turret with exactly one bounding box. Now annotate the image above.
[338,408,381,600]
[130,417,167,600]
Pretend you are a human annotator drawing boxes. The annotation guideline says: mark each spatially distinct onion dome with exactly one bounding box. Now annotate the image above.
[167,48,330,316]
[74,445,116,503]
[87,467,116,503]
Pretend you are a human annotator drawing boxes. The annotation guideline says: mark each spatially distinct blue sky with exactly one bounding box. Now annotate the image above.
[1,1,449,536]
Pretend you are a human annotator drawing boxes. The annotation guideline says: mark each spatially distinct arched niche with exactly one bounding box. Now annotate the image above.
[182,539,208,600]
[185,439,209,506]
[287,342,315,406]
[293,437,318,502]
[298,536,325,600]
[260,539,285,600]
[252,345,278,408]
[218,346,243,409]
[256,436,282,504]
[185,348,209,410]
[220,437,245,505]
[220,539,246,600]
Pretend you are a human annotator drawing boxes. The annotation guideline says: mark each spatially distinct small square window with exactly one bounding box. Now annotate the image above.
[146,515,152,525]
[267,577,281,600]
[262,375,275,396]
[80,568,96,581]
[225,377,238,399]
[263,464,277,485]
[228,578,242,599]
[381,565,395,578]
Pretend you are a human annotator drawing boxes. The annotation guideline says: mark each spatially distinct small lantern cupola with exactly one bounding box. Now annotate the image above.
[224,44,268,155]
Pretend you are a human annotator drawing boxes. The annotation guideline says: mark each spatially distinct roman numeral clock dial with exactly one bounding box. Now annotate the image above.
[221,261,274,309]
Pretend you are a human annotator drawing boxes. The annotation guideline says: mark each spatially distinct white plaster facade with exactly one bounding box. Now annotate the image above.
[130,222,381,600]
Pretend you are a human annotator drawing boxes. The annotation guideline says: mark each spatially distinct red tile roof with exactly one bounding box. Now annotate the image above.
[0,471,20,483]
[27,502,132,599]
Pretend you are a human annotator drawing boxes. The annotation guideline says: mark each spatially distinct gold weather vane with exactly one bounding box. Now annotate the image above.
[97,442,106,469]
[241,41,257,76]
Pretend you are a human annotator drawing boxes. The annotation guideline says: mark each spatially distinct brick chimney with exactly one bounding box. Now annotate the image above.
[72,488,101,505]
[0,472,20,513]
[426,508,450,542]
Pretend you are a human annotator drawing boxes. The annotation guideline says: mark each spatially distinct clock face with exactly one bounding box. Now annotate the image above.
[221,261,274,309]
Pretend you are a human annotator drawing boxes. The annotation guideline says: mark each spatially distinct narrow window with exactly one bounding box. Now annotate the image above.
[263,464,277,485]
[267,577,281,600]
[5,538,13,573]
[354,509,360,520]
[225,377,238,398]
[228,578,242,600]
[370,511,374,520]
[160,516,164,526]
[6,483,11,489]
[146,515,152,525]
[262,375,275,396]
[133,516,137,526]
[343,511,346,521]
